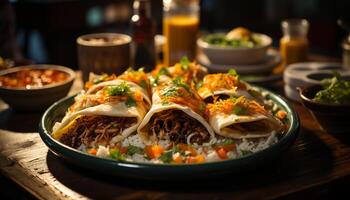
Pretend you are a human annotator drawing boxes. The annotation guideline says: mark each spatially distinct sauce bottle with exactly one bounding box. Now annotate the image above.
[280,19,309,66]
[131,0,156,71]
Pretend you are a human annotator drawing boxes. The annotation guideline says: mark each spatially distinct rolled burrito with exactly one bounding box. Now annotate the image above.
[197,72,260,102]
[150,57,207,86]
[138,78,215,145]
[52,79,151,148]
[206,96,284,139]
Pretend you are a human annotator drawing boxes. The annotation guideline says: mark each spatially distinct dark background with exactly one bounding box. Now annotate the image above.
[4,0,350,68]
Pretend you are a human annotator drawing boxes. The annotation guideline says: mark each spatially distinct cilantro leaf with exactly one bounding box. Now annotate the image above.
[228,69,238,77]
[125,96,137,107]
[104,82,130,96]
[180,56,190,70]
[110,149,125,161]
[126,145,144,156]
[233,106,248,115]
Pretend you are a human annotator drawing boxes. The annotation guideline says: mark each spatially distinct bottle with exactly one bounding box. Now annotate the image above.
[131,0,156,71]
[280,19,309,66]
[163,0,199,66]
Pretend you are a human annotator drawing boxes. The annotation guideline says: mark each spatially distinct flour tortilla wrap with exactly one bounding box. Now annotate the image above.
[207,97,283,139]
[197,73,257,101]
[52,79,149,146]
[137,81,215,145]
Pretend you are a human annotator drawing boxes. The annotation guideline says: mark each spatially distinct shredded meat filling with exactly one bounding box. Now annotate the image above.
[148,110,210,144]
[60,116,137,148]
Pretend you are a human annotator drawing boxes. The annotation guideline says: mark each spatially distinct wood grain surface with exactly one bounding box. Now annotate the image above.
[1,68,350,199]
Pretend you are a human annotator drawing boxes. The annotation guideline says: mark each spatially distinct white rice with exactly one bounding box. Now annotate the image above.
[91,131,279,163]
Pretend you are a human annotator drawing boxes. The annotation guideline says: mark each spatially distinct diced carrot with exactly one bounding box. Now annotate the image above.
[187,155,205,164]
[88,149,97,155]
[276,110,287,120]
[178,143,197,156]
[221,144,236,152]
[172,154,183,164]
[216,148,228,160]
[195,155,205,163]
[134,91,143,102]
[145,145,164,159]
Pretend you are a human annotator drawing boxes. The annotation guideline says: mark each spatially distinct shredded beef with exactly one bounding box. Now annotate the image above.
[60,116,137,148]
[148,110,210,144]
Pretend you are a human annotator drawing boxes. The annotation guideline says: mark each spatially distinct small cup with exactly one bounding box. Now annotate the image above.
[77,33,131,82]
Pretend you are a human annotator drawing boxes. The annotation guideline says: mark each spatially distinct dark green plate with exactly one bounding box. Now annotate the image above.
[39,88,299,180]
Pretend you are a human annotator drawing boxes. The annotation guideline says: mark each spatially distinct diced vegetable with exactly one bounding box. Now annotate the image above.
[126,145,144,156]
[88,148,97,155]
[145,145,164,159]
[216,148,228,159]
[110,149,125,161]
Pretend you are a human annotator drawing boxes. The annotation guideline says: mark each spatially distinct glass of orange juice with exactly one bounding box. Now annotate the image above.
[280,19,309,66]
[163,0,199,66]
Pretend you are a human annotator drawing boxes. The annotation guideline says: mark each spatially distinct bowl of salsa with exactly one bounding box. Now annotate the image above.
[0,65,75,111]
[298,73,350,134]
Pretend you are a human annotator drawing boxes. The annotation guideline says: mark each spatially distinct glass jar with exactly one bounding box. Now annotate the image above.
[163,0,200,66]
[280,19,309,66]
[342,35,350,69]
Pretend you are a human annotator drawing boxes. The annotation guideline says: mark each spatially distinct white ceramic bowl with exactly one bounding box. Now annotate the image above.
[197,33,272,65]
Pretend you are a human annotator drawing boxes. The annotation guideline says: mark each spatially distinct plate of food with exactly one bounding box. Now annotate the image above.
[39,58,299,180]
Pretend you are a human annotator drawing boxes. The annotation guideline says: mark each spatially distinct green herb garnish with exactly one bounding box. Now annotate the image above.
[196,81,203,90]
[313,72,350,104]
[159,150,173,163]
[233,106,248,115]
[161,86,180,97]
[125,96,137,107]
[110,149,125,161]
[151,67,170,86]
[172,77,190,92]
[215,139,235,146]
[93,74,108,84]
[139,79,147,89]
[126,145,144,156]
[104,82,130,96]
[228,69,238,77]
[199,103,206,112]
[180,56,190,70]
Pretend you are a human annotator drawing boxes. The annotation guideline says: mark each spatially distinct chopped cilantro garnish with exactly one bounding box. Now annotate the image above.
[139,79,148,89]
[313,72,350,104]
[125,96,137,107]
[228,69,238,77]
[104,82,130,96]
[196,81,203,90]
[93,74,108,84]
[215,139,235,146]
[248,89,261,98]
[172,77,190,92]
[126,145,144,156]
[161,86,180,97]
[232,106,248,115]
[199,103,206,112]
[110,149,125,161]
[152,67,170,86]
[180,56,190,70]
[159,150,173,163]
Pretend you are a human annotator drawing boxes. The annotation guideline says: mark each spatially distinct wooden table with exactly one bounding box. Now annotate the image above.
[1,64,350,199]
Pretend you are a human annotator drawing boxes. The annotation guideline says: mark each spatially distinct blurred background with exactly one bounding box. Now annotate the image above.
[1,0,349,69]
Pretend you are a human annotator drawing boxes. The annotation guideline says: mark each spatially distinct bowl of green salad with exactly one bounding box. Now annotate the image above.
[298,72,350,134]
[197,27,272,65]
